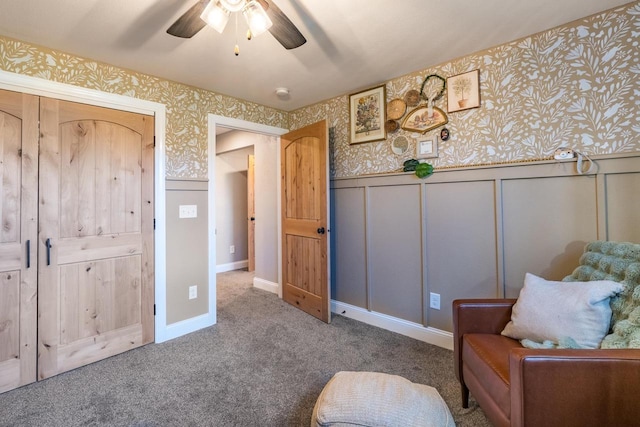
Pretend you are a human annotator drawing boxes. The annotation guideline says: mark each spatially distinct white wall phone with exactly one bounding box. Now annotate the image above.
[554,147,594,174]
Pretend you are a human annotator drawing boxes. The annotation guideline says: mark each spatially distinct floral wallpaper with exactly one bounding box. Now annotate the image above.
[1,3,638,180]
[291,2,640,178]
[0,36,288,179]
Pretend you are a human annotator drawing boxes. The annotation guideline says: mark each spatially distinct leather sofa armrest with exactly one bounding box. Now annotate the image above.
[509,348,640,427]
[453,299,516,336]
[452,299,516,383]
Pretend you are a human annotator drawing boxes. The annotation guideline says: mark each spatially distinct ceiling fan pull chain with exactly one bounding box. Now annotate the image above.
[234,13,240,56]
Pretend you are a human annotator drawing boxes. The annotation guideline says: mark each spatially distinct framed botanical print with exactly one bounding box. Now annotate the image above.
[447,69,481,113]
[349,85,386,144]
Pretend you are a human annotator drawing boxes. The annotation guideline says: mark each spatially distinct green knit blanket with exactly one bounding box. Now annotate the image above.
[563,241,640,349]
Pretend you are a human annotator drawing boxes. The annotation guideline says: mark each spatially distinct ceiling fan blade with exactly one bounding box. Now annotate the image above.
[257,0,306,49]
[167,0,209,38]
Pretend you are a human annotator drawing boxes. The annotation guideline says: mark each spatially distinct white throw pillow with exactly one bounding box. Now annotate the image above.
[501,273,623,349]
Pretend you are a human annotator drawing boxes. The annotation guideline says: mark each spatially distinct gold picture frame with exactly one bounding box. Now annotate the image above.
[349,85,387,144]
[401,105,448,134]
[447,69,481,113]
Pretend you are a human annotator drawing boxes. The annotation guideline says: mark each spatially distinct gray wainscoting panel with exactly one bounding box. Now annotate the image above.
[332,187,367,308]
[501,176,598,297]
[166,180,209,325]
[604,172,640,243]
[368,184,423,324]
[425,180,498,331]
[331,154,640,340]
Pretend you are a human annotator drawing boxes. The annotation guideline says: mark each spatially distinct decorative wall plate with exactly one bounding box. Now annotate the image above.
[404,90,420,107]
[391,135,409,155]
[386,98,407,120]
[401,105,448,134]
[385,119,399,133]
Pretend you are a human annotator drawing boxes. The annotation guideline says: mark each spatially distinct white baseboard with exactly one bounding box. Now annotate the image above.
[157,312,216,343]
[253,277,278,294]
[216,260,248,273]
[331,300,453,351]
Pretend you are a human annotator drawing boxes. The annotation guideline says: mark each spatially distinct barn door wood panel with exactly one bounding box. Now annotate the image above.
[280,121,330,323]
[38,97,154,379]
[0,90,39,393]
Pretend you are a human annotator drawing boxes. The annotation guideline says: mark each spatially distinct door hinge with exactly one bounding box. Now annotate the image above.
[153,136,156,148]
[153,304,156,316]
[154,218,156,230]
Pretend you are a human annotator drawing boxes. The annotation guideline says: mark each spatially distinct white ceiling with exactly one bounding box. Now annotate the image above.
[0,0,632,110]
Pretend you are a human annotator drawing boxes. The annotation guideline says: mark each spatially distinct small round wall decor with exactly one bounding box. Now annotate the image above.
[404,90,420,107]
[391,135,409,155]
[387,98,407,120]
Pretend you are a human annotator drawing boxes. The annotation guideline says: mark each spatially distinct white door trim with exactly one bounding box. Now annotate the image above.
[207,114,288,304]
[0,70,170,343]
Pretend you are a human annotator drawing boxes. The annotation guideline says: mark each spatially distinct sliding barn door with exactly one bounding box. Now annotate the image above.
[281,120,330,323]
[0,90,38,393]
[38,98,155,379]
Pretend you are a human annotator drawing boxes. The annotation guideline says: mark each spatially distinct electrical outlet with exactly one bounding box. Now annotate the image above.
[179,205,197,219]
[189,285,197,300]
[230,245,235,254]
[429,292,441,310]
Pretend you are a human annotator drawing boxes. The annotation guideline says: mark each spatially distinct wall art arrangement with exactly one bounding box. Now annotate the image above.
[399,74,449,134]
[290,2,640,179]
[349,85,387,144]
[385,73,450,163]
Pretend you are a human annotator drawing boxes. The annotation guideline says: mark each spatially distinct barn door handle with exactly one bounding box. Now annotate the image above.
[317,227,325,235]
[26,240,31,268]
[46,238,52,266]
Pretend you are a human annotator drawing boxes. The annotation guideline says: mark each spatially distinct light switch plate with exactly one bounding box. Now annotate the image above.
[189,285,197,300]
[179,205,197,219]
[429,292,441,310]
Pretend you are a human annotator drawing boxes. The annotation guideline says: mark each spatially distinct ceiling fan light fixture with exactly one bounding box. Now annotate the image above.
[219,0,245,13]
[242,1,273,37]
[200,1,230,33]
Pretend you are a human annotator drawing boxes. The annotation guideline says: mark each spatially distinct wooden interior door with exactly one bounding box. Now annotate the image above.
[247,154,255,272]
[37,97,155,379]
[0,90,38,393]
[281,120,330,322]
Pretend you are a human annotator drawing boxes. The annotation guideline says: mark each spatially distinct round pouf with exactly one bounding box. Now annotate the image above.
[311,371,455,427]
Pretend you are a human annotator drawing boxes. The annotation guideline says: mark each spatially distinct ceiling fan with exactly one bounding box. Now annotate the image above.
[167,0,306,51]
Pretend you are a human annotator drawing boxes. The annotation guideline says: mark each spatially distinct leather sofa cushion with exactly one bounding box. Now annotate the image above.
[462,334,522,419]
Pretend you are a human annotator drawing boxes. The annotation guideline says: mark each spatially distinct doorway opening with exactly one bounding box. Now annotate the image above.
[207,115,287,311]
[215,127,255,274]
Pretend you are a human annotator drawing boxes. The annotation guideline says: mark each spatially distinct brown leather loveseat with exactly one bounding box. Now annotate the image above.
[453,241,640,427]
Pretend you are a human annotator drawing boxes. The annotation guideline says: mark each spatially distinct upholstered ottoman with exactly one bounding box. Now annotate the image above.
[311,371,455,427]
